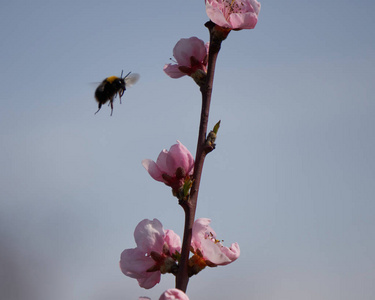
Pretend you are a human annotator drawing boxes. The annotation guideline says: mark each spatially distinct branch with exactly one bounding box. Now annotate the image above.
[176,21,229,292]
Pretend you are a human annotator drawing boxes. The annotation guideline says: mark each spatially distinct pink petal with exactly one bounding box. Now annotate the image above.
[186,37,207,63]
[228,12,258,29]
[164,229,182,255]
[206,3,231,28]
[134,219,165,253]
[191,218,216,250]
[119,246,161,289]
[173,40,191,66]
[249,0,261,16]
[120,248,156,278]
[163,64,186,78]
[200,238,232,265]
[200,239,240,266]
[156,150,171,175]
[167,141,194,176]
[137,271,161,289]
[142,159,164,182]
[173,37,206,66]
[220,242,240,263]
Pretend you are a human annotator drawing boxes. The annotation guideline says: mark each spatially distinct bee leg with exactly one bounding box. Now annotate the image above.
[94,103,102,114]
[110,102,114,116]
[119,89,125,104]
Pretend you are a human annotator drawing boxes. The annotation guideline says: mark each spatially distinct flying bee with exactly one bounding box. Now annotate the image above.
[94,70,139,116]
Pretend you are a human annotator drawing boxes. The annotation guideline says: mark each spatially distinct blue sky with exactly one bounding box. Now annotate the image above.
[1,1,374,299]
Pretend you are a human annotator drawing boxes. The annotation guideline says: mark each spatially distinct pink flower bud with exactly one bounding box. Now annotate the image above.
[159,289,189,300]
[164,37,209,80]
[206,0,261,30]
[142,141,194,192]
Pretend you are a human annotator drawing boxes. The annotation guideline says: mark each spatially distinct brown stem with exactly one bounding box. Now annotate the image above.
[175,22,227,292]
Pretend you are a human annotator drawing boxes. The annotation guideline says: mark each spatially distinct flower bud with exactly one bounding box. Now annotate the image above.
[164,37,209,86]
[142,141,194,196]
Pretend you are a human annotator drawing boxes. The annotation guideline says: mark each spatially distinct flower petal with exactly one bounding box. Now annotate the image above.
[137,271,162,289]
[120,248,155,278]
[206,3,231,28]
[163,64,186,78]
[134,219,165,253]
[173,37,206,66]
[220,242,240,263]
[142,159,164,182]
[200,239,240,266]
[164,229,182,255]
[156,150,170,174]
[166,141,194,176]
[191,218,216,250]
[228,12,258,29]
[186,37,207,63]
[200,238,231,265]
[249,0,261,16]
[120,248,161,288]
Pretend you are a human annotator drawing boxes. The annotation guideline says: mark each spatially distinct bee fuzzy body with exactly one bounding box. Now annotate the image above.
[94,71,139,116]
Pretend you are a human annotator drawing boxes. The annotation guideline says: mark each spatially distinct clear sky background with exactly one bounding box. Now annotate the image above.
[1,1,374,299]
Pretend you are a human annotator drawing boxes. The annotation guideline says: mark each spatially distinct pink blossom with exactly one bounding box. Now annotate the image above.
[206,0,261,30]
[164,37,209,79]
[120,219,181,289]
[142,141,194,192]
[159,289,189,300]
[191,218,240,266]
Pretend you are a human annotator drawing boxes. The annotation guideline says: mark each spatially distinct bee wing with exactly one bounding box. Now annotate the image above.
[91,82,103,88]
[125,73,140,88]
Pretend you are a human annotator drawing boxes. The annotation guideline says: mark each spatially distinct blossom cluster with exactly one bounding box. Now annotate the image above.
[120,218,240,289]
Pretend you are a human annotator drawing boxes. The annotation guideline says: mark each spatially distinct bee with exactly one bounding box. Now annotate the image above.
[94,70,139,116]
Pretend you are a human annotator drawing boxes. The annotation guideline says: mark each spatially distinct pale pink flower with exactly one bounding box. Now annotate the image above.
[206,0,261,30]
[120,219,181,289]
[164,37,209,79]
[191,218,240,266]
[142,141,194,192]
[159,289,189,300]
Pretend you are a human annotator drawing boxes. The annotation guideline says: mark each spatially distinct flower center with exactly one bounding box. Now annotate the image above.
[205,232,223,246]
[224,0,244,14]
